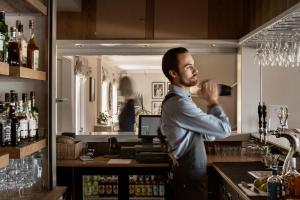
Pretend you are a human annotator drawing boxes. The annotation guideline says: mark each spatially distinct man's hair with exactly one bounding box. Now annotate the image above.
[162,47,189,81]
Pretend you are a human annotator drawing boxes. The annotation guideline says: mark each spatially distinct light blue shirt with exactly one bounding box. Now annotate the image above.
[161,84,231,160]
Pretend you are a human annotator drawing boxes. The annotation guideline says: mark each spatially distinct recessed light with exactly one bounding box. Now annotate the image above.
[209,44,217,47]
[74,44,83,47]
[100,43,122,47]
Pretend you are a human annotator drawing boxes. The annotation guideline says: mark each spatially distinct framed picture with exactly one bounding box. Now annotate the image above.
[89,77,95,102]
[152,82,165,99]
[152,101,162,115]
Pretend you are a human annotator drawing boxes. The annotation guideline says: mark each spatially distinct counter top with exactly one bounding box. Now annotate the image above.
[57,156,169,168]
[212,162,268,200]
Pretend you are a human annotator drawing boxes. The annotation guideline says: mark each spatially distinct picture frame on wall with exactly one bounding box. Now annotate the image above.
[152,82,165,99]
[152,101,162,115]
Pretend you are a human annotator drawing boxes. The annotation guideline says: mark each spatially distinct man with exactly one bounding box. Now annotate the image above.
[160,47,231,199]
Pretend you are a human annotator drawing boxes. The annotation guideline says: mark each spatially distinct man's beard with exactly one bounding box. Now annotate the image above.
[179,75,198,87]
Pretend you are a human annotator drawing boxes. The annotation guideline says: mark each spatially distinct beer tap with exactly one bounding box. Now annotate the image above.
[272,128,299,175]
[262,103,267,144]
[258,102,263,143]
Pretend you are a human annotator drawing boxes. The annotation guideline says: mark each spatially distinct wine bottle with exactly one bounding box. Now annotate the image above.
[0,11,8,62]
[27,19,39,70]
[7,27,20,66]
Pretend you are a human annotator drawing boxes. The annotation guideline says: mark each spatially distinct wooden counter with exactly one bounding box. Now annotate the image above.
[57,156,169,168]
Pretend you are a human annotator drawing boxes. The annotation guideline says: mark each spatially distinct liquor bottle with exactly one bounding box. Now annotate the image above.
[0,102,10,146]
[27,19,39,70]
[283,157,299,199]
[0,11,8,62]
[30,91,38,140]
[10,104,20,146]
[267,166,283,200]
[7,27,20,67]
[21,93,29,140]
[140,175,146,197]
[17,23,27,67]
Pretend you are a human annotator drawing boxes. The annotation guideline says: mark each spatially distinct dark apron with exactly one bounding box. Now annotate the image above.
[169,134,208,200]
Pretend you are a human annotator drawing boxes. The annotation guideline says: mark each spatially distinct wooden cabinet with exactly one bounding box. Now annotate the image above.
[154,0,208,39]
[95,0,146,39]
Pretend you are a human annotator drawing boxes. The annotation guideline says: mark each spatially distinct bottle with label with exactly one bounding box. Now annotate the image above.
[30,91,38,140]
[267,166,283,200]
[112,176,118,196]
[106,176,113,196]
[98,177,106,197]
[10,104,20,146]
[0,102,10,146]
[283,157,298,198]
[92,176,99,196]
[7,27,20,67]
[140,175,146,197]
[129,175,135,197]
[135,175,141,197]
[17,23,27,67]
[295,169,300,199]
[152,175,159,197]
[27,20,39,70]
[21,93,29,140]
[158,175,165,197]
[0,11,8,62]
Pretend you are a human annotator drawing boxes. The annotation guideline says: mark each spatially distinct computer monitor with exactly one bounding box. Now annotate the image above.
[138,115,161,144]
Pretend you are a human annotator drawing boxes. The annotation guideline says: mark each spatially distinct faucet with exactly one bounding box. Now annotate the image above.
[272,128,299,175]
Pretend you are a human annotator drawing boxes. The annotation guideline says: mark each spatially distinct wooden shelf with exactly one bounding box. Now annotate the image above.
[0,62,9,76]
[0,138,47,159]
[0,0,47,15]
[0,153,9,168]
[9,66,46,80]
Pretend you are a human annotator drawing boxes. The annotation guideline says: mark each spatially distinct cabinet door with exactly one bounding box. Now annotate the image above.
[95,0,146,39]
[154,0,208,39]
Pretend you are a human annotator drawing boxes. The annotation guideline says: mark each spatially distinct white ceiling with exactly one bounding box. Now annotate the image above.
[103,55,163,71]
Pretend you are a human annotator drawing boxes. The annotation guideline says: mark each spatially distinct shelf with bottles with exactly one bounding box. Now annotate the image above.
[0,153,9,168]
[129,175,166,199]
[0,137,46,159]
[0,0,47,15]
[83,175,119,200]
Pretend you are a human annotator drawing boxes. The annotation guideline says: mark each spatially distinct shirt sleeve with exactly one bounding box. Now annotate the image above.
[174,97,231,139]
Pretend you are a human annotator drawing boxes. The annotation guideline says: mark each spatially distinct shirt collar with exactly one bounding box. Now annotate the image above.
[169,84,191,98]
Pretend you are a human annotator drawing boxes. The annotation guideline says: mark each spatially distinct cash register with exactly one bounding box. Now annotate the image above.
[134,115,169,163]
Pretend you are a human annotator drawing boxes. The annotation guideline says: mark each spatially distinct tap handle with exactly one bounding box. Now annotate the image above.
[258,102,262,128]
[262,103,267,129]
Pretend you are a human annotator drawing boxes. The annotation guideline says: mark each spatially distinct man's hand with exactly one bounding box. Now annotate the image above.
[198,80,219,105]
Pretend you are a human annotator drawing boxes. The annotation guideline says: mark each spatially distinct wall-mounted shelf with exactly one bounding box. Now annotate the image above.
[0,153,9,168]
[0,0,47,15]
[0,138,47,159]
[10,66,46,80]
[0,62,9,75]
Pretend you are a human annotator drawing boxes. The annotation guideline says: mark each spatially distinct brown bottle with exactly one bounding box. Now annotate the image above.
[7,27,20,67]
[27,20,39,70]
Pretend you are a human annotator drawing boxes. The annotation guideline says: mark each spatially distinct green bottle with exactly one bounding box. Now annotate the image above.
[0,11,8,62]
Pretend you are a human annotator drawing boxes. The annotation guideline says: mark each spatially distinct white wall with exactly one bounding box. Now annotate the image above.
[262,64,300,128]
[193,53,237,130]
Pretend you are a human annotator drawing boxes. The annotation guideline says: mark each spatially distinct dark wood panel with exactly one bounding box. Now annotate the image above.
[245,0,300,34]
[208,0,245,39]
[57,0,96,40]
[95,0,146,39]
[154,0,208,39]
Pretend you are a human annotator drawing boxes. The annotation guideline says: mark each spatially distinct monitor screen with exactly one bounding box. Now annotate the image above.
[138,115,161,138]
